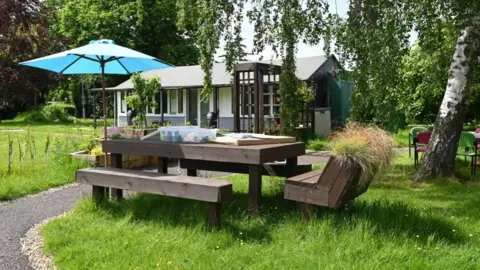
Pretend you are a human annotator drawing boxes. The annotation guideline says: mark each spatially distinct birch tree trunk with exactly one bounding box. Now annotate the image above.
[414,24,480,183]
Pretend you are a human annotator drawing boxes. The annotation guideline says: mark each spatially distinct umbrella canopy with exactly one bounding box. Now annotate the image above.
[20,39,172,165]
[20,39,171,74]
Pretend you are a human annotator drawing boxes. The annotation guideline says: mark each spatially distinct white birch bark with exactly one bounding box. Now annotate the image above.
[415,21,480,182]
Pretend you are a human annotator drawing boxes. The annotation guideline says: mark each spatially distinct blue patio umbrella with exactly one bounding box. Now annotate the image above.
[20,39,172,143]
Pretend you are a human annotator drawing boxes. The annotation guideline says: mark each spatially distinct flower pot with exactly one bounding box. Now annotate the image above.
[70,150,154,169]
[120,127,157,138]
[70,150,110,167]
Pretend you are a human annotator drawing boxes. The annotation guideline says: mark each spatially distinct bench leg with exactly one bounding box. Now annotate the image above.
[187,169,197,177]
[111,188,123,200]
[300,203,314,220]
[286,157,298,177]
[110,153,123,200]
[92,185,106,204]
[207,202,221,228]
[157,157,168,174]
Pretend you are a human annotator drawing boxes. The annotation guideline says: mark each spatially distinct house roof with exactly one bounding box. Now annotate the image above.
[93,55,331,91]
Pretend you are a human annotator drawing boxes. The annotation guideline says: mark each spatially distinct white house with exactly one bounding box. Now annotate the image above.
[94,55,346,133]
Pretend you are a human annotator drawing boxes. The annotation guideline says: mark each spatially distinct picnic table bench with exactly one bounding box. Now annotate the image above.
[77,167,232,227]
[101,138,306,214]
[284,156,368,217]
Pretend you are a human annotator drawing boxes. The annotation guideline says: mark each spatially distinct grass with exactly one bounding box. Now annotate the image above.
[0,118,113,134]
[42,153,480,269]
[306,134,330,151]
[393,128,409,147]
[307,128,411,151]
[0,124,92,200]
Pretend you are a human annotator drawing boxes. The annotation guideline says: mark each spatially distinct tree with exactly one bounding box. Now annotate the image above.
[0,0,57,119]
[335,0,480,182]
[126,74,161,128]
[43,0,199,115]
[176,0,333,134]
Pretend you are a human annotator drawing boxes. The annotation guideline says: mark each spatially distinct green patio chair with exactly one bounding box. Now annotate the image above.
[456,132,478,176]
[409,127,428,158]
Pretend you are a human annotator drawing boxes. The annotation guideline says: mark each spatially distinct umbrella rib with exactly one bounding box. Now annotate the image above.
[59,55,84,74]
[115,58,131,74]
[105,56,122,63]
[72,54,99,62]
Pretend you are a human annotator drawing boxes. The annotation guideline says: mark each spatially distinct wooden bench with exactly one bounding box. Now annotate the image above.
[284,157,369,217]
[76,168,233,227]
[179,159,312,177]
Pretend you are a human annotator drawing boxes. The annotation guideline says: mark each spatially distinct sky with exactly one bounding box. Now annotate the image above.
[215,0,349,61]
[215,0,417,61]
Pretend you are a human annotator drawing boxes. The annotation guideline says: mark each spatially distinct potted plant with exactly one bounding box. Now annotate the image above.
[327,123,394,205]
[285,123,394,211]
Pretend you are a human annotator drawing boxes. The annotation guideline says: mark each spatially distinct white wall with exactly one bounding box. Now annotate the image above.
[218,87,233,117]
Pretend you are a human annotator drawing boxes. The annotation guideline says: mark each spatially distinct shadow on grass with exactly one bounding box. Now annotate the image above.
[93,180,466,245]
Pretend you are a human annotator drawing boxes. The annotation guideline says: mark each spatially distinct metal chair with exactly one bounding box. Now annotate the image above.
[409,127,429,158]
[456,132,478,176]
[414,131,432,168]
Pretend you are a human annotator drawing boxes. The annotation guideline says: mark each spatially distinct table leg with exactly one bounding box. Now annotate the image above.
[187,169,197,176]
[110,153,123,200]
[157,157,168,174]
[92,186,106,205]
[286,157,298,177]
[248,164,262,216]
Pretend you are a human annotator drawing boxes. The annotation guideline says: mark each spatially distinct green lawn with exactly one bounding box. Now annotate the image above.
[42,154,480,269]
[0,124,92,200]
[0,118,112,134]
[306,128,411,151]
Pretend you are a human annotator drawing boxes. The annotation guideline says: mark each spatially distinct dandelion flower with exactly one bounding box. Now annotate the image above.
[168,261,173,265]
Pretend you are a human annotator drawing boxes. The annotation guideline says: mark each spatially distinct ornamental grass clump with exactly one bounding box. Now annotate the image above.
[330,123,394,187]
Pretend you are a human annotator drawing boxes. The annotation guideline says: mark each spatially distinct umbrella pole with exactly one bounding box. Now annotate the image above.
[101,64,108,168]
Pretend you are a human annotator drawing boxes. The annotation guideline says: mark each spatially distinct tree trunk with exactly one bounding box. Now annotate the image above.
[414,24,480,183]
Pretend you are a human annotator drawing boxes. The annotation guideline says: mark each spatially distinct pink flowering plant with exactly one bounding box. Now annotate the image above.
[102,126,124,139]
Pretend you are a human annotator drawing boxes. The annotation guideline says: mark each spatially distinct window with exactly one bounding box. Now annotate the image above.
[168,89,184,115]
[170,90,177,114]
[178,89,184,114]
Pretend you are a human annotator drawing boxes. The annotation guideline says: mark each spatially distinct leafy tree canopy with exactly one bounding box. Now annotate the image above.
[0,0,57,118]
[46,0,199,66]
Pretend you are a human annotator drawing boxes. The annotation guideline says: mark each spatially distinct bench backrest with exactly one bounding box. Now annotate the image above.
[313,156,364,208]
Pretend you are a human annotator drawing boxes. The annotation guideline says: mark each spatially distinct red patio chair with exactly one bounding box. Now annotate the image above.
[475,129,480,148]
[414,131,432,168]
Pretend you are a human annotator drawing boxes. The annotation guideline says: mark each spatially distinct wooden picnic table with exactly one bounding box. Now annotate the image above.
[102,138,306,214]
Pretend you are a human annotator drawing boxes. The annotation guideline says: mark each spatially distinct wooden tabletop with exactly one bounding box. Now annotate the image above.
[102,138,306,165]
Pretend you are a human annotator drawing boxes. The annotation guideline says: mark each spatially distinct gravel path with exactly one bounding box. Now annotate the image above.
[0,184,90,270]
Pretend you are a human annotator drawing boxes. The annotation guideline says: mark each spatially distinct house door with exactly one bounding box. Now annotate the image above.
[188,89,198,126]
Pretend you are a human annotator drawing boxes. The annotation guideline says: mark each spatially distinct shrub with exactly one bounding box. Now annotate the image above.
[14,109,49,123]
[90,146,103,155]
[42,103,76,122]
[329,122,394,186]
[306,134,330,151]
